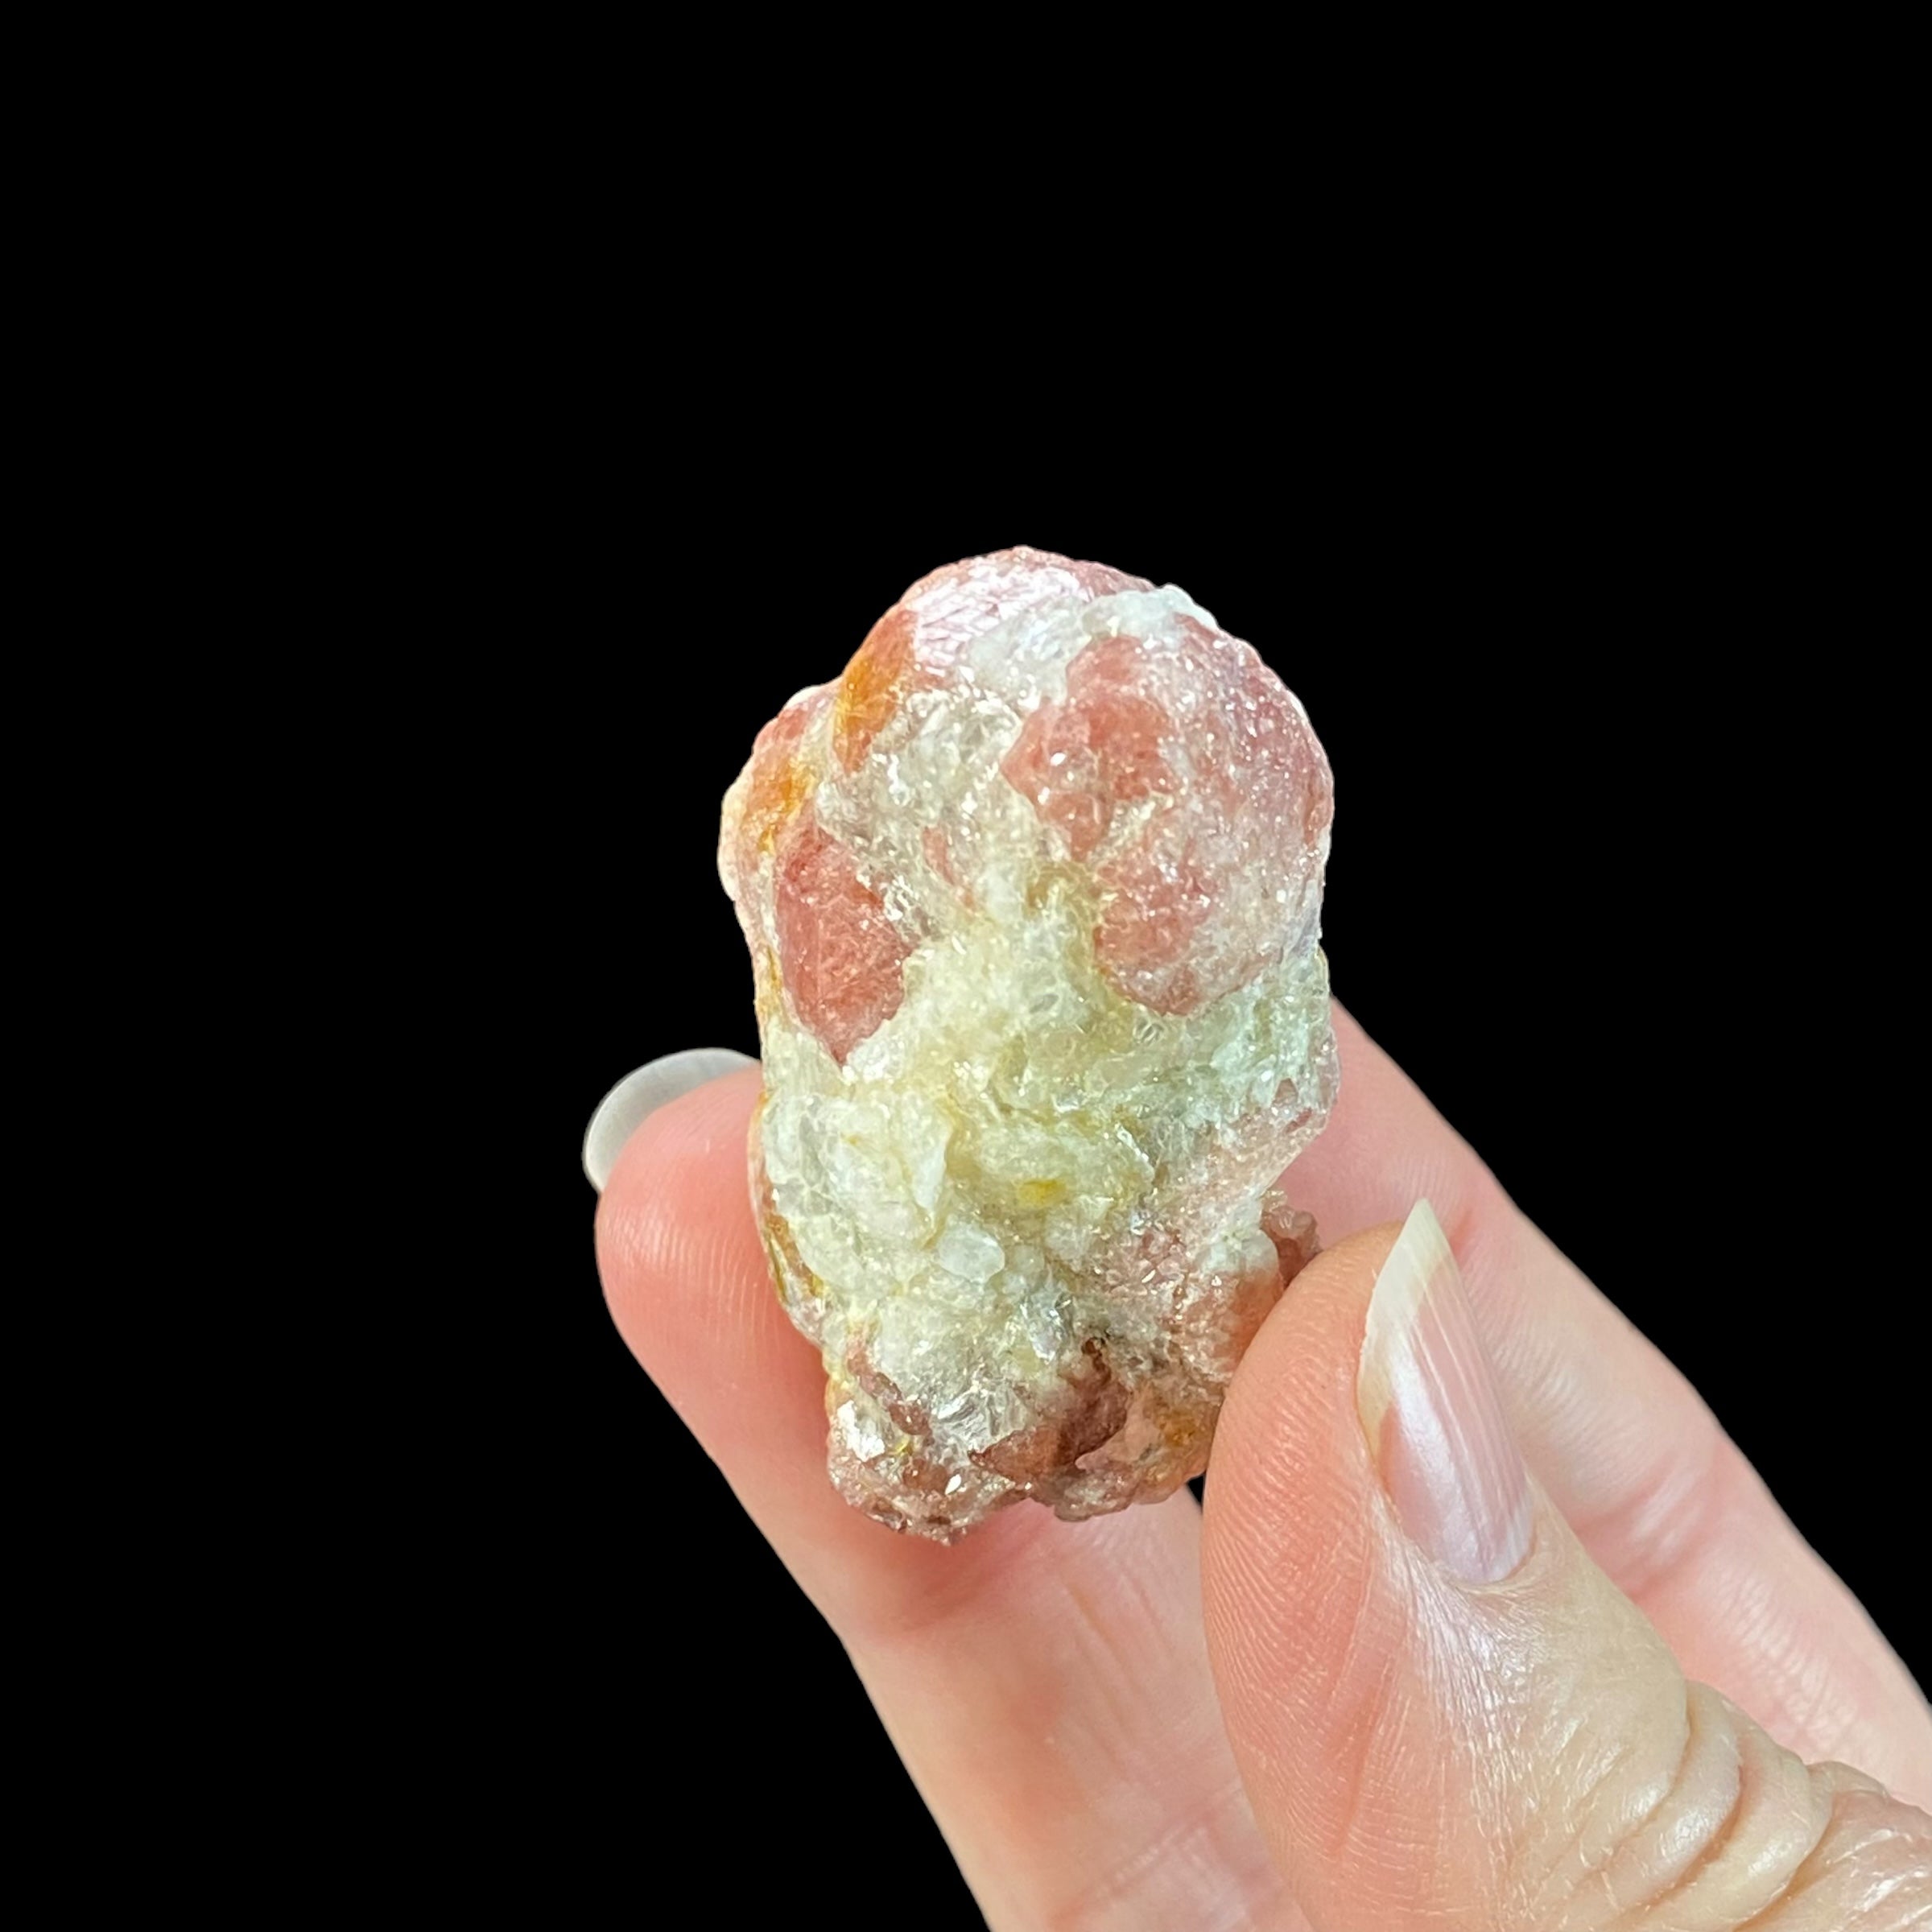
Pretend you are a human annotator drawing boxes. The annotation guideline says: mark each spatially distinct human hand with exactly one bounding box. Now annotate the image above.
[588,1006,1930,1930]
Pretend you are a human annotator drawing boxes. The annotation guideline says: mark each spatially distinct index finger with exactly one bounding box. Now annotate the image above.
[595,1066,1307,1932]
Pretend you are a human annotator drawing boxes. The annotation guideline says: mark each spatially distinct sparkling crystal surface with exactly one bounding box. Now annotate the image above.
[719,549,1337,1539]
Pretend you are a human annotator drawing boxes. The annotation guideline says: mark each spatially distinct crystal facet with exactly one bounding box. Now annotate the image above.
[720,549,1337,1539]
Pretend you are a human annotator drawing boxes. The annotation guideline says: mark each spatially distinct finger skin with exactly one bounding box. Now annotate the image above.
[1202,1224,1932,1930]
[596,1068,1307,1932]
[593,1002,1930,1923]
[1285,1006,1932,1806]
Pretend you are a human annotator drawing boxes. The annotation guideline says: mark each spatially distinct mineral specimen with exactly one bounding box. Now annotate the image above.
[719,548,1337,1540]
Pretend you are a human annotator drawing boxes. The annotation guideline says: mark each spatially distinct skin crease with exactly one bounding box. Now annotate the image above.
[595,1005,1930,1930]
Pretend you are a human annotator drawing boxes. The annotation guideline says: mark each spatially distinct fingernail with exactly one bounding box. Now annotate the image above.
[1358,1201,1534,1583]
[582,1049,758,1192]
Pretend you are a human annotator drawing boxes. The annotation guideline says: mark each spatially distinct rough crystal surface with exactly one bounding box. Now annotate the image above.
[719,548,1337,1540]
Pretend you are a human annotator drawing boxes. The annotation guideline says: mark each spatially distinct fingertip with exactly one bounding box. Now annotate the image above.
[582,1048,758,1191]
[595,1055,761,1221]
[593,1061,779,1388]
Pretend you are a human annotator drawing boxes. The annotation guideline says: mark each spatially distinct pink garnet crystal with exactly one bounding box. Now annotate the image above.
[719,548,1337,1540]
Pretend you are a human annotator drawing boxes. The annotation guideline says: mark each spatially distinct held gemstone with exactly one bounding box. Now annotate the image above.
[719,549,1337,1540]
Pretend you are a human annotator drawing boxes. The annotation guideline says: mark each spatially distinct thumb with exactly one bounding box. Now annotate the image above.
[1201,1204,1931,1931]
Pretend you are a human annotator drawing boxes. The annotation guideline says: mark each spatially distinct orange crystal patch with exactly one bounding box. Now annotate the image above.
[832,605,914,770]
[728,687,830,904]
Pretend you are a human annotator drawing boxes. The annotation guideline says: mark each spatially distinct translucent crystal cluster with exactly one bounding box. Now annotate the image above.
[719,549,1337,1539]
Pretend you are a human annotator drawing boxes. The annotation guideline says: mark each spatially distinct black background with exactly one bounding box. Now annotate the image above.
[497,456,1923,1924]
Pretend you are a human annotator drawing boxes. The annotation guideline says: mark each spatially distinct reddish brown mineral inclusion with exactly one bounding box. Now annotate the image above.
[1001,632,1174,863]
[1004,616,1330,1017]
[773,819,911,1066]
